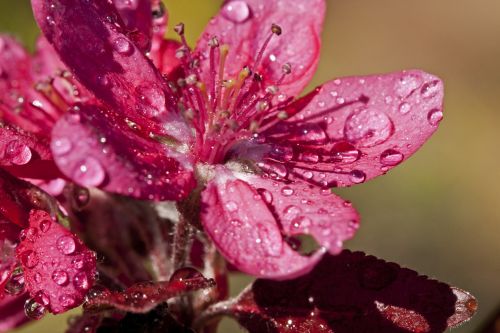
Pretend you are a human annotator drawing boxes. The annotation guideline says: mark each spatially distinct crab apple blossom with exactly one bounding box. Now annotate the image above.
[0,0,478,332]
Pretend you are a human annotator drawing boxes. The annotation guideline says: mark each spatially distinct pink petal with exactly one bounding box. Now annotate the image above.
[245,175,359,255]
[232,251,477,333]
[259,70,444,188]
[196,0,325,98]
[32,0,190,141]
[51,104,195,201]
[201,167,324,280]
[113,0,153,52]
[84,267,215,313]
[0,293,30,332]
[15,210,96,314]
[150,39,183,76]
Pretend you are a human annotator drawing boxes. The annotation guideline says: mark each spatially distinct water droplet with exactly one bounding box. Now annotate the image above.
[20,227,38,242]
[113,37,133,55]
[221,0,250,23]
[5,269,25,295]
[52,269,69,286]
[73,272,89,291]
[39,219,51,233]
[59,294,76,309]
[427,108,443,126]
[24,298,46,320]
[57,235,76,255]
[283,205,302,220]
[34,272,42,283]
[420,80,441,99]
[257,188,273,204]
[137,84,166,118]
[19,250,39,268]
[170,267,204,283]
[380,149,404,166]
[398,102,411,114]
[396,73,421,97]
[344,108,393,148]
[72,258,84,269]
[291,216,312,230]
[281,186,294,196]
[4,140,32,165]
[256,224,282,256]
[303,171,314,179]
[291,123,328,144]
[34,291,50,306]
[330,141,360,163]
[73,157,106,187]
[51,138,72,155]
[73,187,90,209]
[349,170,366,184]
[230,219,243,227]
[225,201,238,212]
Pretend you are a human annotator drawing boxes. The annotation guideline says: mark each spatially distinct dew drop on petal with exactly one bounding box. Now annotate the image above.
[344,108,393,148]
[34,272,42,283]
[330,142,360,163]
[72,258,84,269]
[380,149,404,166]
[19,250,39,268]
[396,73,421,97]
[51,138,72,155]
[59,294,76,309]
[257,188,273,204]
[39,219,51,233]
[137,84,166,118]
[113,37,133,55]
[221,0,250,23]
[57,235,76,255]
[349,170,366,184]
[34,291,51,306]
[427,108,443,126]
[4,270,25,295]
[398,102,411,115]
[420,80,441,99]
[4,140,32,165]
[24,298,46,320]
[281,186,294,196]
[73,272,89,291]
[73,157,106,187]
[225,201,238,212]
[52,269,69,286]
[230,219,243,227]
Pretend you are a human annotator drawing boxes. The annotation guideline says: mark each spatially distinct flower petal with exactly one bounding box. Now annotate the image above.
[0,293,30,332]
[201,167,324,280]
[259,70,444,188]
[244,175,359,255]
[196,0,325,98]
[150,39,183,76]
[51,104,195,201]
[32,0,190,141]
[15,209,96,314]
[230,251,477,333]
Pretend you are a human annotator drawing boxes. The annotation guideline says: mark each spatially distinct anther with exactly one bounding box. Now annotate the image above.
[265,85,279,95]
[175,47,188,59]
[174,23,185,35]
[277,111,289,120]
[208,36,220,48]
[253,73,263,82]
[282,63,292,75]
[186,74,198,85]
[271,24,282,36]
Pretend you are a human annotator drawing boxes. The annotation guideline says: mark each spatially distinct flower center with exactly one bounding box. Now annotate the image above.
[169,23,294,164]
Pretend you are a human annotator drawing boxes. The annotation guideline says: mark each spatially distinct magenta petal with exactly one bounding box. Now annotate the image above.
[201,167,323,280]
[15,210,96,314]
[232,251,477,333]
[196,0,325,98]
[51,104,195,201]
[32,0,189,140]
[0,293,30,332]
[246,176,359,255]
[150,39,183,76]
[261,70,444,187]
[113,0,153,52]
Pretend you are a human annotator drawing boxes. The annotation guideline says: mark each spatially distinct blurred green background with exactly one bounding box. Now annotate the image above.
[1,0,499,332]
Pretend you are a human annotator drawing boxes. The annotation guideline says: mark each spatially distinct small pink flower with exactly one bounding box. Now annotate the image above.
[30,0,444,279]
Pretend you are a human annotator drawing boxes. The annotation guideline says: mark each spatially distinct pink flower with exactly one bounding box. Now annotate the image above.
[30,0,444,280]
[0,33,97,326]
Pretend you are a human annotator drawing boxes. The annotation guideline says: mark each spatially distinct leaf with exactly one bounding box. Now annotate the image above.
[230,250,477,333]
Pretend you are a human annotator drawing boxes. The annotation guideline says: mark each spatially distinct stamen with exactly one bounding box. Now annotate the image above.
[253,24,282,72]
[228,66,251,113]
[216,44,230,110]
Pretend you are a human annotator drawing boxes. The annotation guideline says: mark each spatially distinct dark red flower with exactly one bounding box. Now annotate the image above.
[31,0,443,279]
